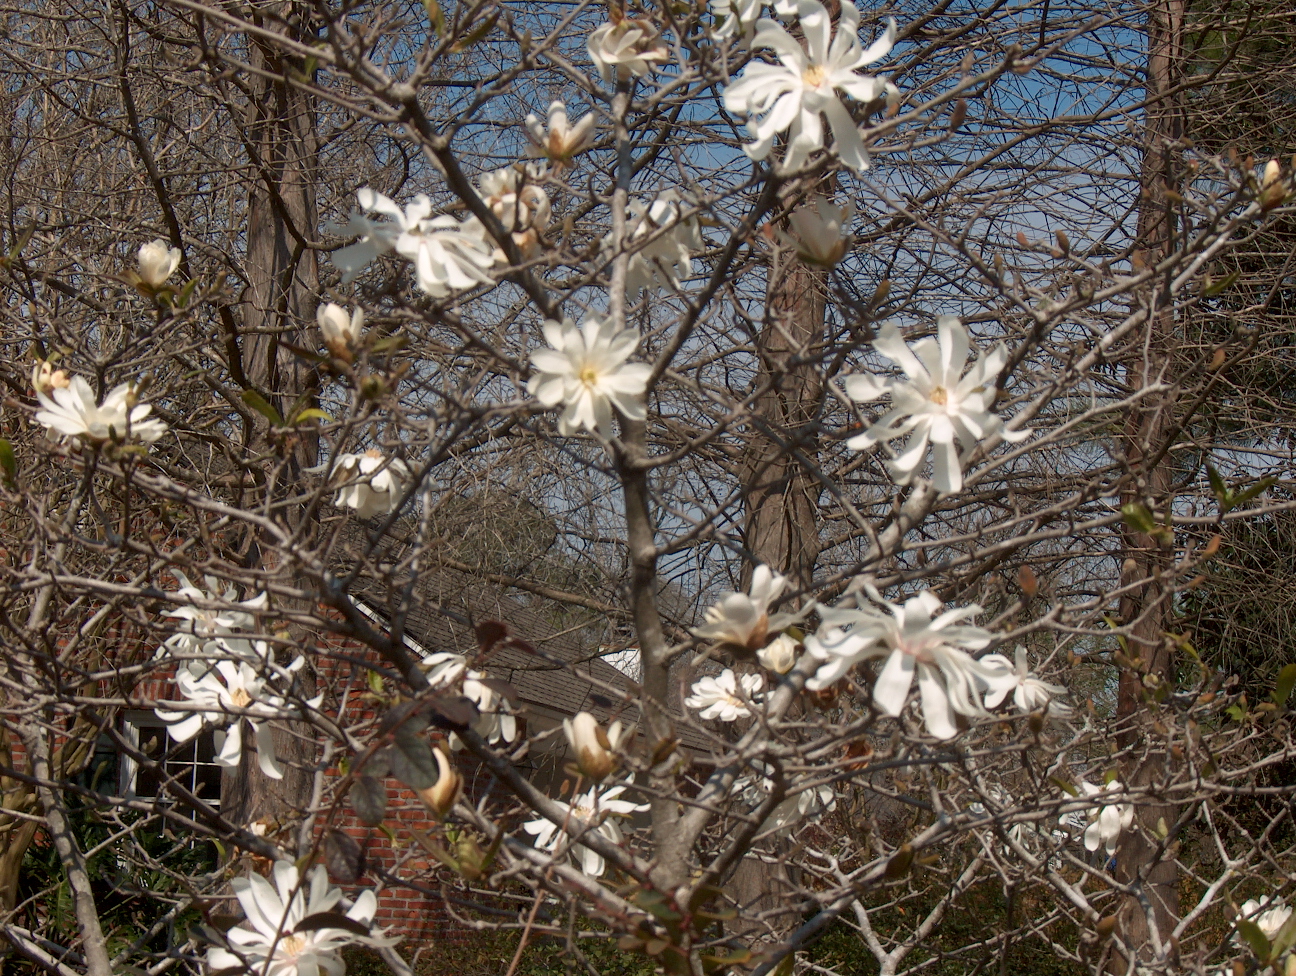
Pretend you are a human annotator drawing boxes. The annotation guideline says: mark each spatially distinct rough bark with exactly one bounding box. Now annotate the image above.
[739,253,826,591]
[729,230,827,934]
[1113,0,1185,963]
[221,1,320,830]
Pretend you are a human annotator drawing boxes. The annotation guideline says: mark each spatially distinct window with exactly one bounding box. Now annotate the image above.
[121,712,222,806]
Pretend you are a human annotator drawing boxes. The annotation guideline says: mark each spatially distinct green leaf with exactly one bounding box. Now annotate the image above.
[422,0,445,34]
[1049,775,1078,797]
[1206,463,1227,504]
[1201,270,1241,296]
[177,277,200,308]
[370,334,408,354]
[350,775,387,826]
[1273,663,1296,705]
[295,912,373,937]
[1232,476,1276,507]
[450,13,497,52]
[1235,918,1271,961]
[1120,502,1157,534]
[1225,703,1245,722]
[391,724,437,790]
[0,439,17,486]
[291,408,332,425]
[240,389,283,426]
[884,843,914,879]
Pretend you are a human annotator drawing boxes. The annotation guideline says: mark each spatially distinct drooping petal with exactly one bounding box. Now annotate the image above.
[872,649,915,716]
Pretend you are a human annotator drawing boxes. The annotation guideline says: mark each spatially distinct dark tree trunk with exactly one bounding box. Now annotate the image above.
[222,2,320,830]
[1113,0,1185,962]
[729,229,827,935]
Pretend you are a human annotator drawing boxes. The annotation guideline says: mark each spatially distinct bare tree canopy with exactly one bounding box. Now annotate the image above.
[1,0,1296,975]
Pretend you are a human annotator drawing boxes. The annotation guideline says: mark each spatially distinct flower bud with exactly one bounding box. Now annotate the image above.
[757,633,799,674]
[1261,159,1287,211]
[563,711,621,780]
[31,359,70,396]
[317,303,364,361]
[417,747,462,818]
[137,239,182,289]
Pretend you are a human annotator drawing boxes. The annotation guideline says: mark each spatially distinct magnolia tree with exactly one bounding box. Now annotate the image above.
[3,0,1296,974]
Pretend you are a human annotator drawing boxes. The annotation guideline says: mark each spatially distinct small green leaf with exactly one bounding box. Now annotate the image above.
[1050,775,1078,796]
[350,775,386,826]
[367,669,385,695]
[177,277,200,308]
[1235,918,1271,961]
[450,13,497,52]
[1232,476,1276,507]
[241,389,283,426]
[423,0,445,34]
[1273,663,1296,705]
[1120,502,1157,534]
[391,724,437,790]
[1225,703,1245,722]
[1206,463,1227,504]
[0,439,17,486]
[884,843,914,879]
[1202,270,1241,296]
[291,408,333,425]
[370,334,408,354]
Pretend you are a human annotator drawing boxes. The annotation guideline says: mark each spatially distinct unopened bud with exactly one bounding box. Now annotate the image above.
[563,711,621,780]
[417,747,462,818]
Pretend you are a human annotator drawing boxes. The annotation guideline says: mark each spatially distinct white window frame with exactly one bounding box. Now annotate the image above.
[120,710,223,807]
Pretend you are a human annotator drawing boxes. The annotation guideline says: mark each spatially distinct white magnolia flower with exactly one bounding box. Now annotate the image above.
[780,196,854,267]
[331,189,494,297]
[722,0,897,173]
[31,359,70,396]
[527,316,651,436]
[461,670,518,746]
[206,861,389,976]
[587,19,670,82]
[610,194,703,294]
[980,647,1071,715]
[159,573,269,657]
[317,303,364,360]
[805,587,1000,740]
[1236,896,1293,943]
[477,164,551,260]
[739,760,837,833]
[418,651,518,750]
[522,782,648,877]
[525,101,596,164]
[36,375,167,447]
[137,239,182,288]
[422,651,468,688]
[321,450,412,519]
[757,633,800,674]
[684,668,764,721]
[1065,779,1134,855]
[711,0,762,39]
[692,565,797,654]
[767,782,837,832]
[155,658,319,780]
[564,711,625,781]
[845,317,1028,494]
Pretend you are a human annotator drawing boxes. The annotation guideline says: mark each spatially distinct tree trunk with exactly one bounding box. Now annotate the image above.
[729,229,827,935]
[1113,0,1184,962]
[222,1,320,831]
